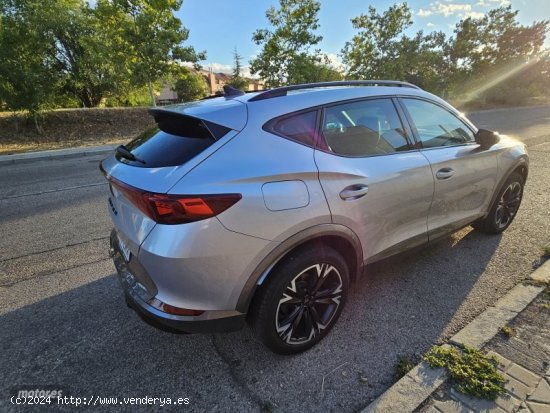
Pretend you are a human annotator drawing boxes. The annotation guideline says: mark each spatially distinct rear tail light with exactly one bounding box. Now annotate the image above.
[109,178,241,225]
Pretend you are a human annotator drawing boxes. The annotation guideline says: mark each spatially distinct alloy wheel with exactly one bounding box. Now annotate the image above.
[494,181,522,229]
[275,263,343,345]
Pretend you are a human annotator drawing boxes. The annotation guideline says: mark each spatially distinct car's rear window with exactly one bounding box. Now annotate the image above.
[119,111,230,168]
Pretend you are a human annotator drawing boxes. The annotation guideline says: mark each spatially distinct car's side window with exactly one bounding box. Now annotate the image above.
[269,110,318,147]
[400,98,475,148]
[321,98,410,157]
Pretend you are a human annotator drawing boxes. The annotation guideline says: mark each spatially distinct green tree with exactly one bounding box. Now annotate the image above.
[448,6,549,104]
[341,3,448,93]
[0,0,133,111]
[0,0,68,119]
[250,0,323,87]
[112,0,206,106]
[54,2,131,107]
[342,3,413,79]
[174,69,208,102]
[287,54,343,83]
[227,48,249,91]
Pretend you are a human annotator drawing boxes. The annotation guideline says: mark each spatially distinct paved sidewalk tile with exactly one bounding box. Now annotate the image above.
[508,363,543,388]
[529,376,550,404]
[433,400,473,413]
[487,351,512,371]
[530,260,550,283]
[517,402,530,413]
[450,388,520,412]
[439,350,549,413]
[526,401,550,413]
[505,375,535,400]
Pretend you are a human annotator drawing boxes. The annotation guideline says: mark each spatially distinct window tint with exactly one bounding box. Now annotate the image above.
[122,127,214,168]
[401,99,475,148]
[120,111,229,168]
[270,110,318,147]
[322,99,410,157]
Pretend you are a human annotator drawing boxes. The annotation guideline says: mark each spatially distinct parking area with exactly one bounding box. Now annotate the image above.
[1,106,549,412]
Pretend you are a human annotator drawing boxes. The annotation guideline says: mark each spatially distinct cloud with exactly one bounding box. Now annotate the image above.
[323,53,345,71]
[416,2,488,19]
[465,11,485,18]
[476,0,510,6]
[417,8,433,17]
[426,22,435,27]
[436,3,474,17]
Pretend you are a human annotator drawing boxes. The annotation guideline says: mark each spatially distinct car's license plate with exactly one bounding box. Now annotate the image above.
[117,234,132,262]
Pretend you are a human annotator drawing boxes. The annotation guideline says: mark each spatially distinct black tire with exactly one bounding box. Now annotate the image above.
[251,246,349,355]
[473,172,524,234]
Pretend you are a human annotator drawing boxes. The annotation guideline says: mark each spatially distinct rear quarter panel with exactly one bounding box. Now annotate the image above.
[167,124,332,242]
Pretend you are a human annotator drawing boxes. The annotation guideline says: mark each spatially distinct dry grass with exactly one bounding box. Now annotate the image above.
[0,137,128,155]
[0,107,154,155]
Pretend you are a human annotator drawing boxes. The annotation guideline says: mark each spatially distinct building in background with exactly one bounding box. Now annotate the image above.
[200,69,264,95]
[156,69,264,105]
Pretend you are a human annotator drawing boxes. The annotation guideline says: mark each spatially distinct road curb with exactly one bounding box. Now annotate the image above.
[361,259,550,413]
[0,145,116,165]
[466,104,550,115]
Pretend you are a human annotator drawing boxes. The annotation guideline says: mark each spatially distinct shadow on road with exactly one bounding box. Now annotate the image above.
[0,228,502,412]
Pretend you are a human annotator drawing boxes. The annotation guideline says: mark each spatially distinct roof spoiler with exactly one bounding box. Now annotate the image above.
[149,109,231,140]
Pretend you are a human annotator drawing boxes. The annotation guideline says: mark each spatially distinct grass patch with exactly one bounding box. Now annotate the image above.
[539,287,550,309]
[394,355,417,380]
[423,345,506,400]
[500,326,516,338]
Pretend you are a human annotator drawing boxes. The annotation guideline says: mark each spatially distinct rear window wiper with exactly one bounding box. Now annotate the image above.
[116,145,146,164]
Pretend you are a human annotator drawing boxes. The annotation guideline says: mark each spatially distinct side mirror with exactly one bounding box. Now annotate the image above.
[475,129,500,148]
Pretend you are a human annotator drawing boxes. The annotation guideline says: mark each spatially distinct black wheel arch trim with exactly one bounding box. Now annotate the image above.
[484,157,528,219]
[236,224,363,314]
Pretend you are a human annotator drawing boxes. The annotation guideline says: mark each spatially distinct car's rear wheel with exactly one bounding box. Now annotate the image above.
[474,172,524,234]
[251,246,349,355]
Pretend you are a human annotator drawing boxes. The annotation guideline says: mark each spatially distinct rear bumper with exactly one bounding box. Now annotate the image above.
[110,230,246,333]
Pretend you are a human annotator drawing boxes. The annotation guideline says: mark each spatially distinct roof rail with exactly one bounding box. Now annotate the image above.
[248,80,421,102]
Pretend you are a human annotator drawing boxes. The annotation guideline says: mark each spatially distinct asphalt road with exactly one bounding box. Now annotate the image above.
[1,105,549,412]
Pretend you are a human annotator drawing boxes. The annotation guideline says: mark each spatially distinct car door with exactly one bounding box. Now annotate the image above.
[314,97,434,263]
[398,97,498,240]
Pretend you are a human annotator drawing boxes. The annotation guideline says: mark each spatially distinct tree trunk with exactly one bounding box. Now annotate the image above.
[32,111,44,135]
[148,79,156,107]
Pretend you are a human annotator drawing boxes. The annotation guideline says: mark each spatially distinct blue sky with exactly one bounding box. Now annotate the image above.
[177,0,550,75]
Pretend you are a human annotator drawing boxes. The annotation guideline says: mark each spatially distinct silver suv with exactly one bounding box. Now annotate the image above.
[101,81,528,354]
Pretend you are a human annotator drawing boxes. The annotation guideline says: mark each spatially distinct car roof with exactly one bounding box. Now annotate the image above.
[159,83,460,131]
[238,84,430,103]
[239,85,455,122]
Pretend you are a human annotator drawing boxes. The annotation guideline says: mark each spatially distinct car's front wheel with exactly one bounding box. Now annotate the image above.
[251,246,349,355]
[474,172,524,234]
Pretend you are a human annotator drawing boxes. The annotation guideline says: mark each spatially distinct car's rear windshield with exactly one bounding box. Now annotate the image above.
[118,110,230,168]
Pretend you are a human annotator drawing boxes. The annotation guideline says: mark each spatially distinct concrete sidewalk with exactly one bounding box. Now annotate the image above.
[363,260,550,413]
[0,144,116,164]
[426,352,550,413]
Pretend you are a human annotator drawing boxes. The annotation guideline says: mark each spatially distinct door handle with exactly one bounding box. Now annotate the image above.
[436,168,455,180]
[339,184,369,200]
